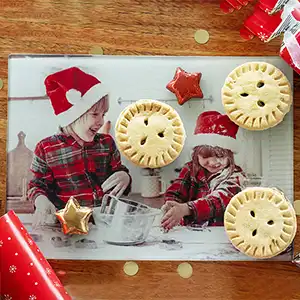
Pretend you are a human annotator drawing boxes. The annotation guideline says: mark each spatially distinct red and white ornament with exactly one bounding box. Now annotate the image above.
[44,66,109,127]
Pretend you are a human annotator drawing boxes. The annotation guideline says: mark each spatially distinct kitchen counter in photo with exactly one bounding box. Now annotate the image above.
[17,211,292,262]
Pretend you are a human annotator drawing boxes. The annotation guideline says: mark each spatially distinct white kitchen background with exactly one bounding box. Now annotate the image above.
[6,98,263,191]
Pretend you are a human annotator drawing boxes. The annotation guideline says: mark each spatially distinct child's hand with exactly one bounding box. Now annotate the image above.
[101,171,130,197]
[161,201,191,230]
[32,195,57,229]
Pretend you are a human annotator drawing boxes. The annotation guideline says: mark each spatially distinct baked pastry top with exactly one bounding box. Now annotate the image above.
[224,187,296,258]
[222,62,292,130]
[115,99,186,168]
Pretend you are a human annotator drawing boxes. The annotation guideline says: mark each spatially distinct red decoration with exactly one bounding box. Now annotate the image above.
[219,0,300,74]
[194,111,239,139]
[219,0,255,14]
[166,67,203,106]
[240,4,283,41]
[0,211,72,300]
[257,0,289,14]
[220,0,235,13]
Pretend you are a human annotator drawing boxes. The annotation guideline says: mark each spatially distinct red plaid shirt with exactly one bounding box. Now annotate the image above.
[165,162,246,226]
[28,133,131,209]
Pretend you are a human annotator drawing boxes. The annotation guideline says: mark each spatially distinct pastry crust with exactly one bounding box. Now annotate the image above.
[115,99,186,168]
[224,187,297,259]
[222,62,292,130]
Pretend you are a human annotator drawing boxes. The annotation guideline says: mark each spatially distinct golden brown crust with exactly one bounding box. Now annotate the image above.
[222,62,292,131]
[224,187,297,259]
[115,99,186,168]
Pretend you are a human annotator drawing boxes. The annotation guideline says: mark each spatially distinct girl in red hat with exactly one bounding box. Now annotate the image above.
[27,67,132,228]
[161,111,247,230]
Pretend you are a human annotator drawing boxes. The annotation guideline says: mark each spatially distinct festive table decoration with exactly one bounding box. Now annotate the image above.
[257,0,291,14]
[220,0,255,14]
[223,0,300,74]
[55,196,93,235]
[219,0,299,44]
[0,210,71,300]
[240,4,283,41]
[194,29,210,44]
[166,67,203,105]
[89,46,104,55]
[240,0,300,41]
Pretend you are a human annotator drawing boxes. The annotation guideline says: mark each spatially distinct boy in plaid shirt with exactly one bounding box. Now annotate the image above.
[161,111,246,230]
[28,67,131,228]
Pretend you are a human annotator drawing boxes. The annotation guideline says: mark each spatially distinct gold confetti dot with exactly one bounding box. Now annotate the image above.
[194,29,210,44]
[123,261,139,276]
[294,200,300,215]
[89,46,104,55]
[177,262,193,279]
[0,79,3,90]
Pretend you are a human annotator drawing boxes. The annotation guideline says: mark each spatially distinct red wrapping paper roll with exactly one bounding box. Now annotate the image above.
[0,211,72,300]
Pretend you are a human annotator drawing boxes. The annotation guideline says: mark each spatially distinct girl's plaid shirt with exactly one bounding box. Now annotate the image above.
[165,162,246,226]
[27,133,131,209]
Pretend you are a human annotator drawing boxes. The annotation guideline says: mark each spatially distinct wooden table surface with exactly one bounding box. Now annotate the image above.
[1,0,300,299]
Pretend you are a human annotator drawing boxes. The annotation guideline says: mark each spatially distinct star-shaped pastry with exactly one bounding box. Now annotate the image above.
[55,197,93,235]
[166,67,203,105]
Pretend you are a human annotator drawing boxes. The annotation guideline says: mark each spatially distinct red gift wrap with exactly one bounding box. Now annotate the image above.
[0,211,72,300]
[240,4,283,41]
[220,0,255,14]
[240,0,300,41]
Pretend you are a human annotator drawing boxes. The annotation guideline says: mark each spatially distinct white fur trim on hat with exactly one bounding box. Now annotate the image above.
[191,133,239,153]
[66,89,82,105]
[58,83,109,127]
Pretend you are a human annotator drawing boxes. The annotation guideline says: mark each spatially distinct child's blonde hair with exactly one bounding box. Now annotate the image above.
[88,95,109,114]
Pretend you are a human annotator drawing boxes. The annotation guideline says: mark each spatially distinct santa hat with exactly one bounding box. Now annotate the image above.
[44,67,109,127]
[192,111,239,153]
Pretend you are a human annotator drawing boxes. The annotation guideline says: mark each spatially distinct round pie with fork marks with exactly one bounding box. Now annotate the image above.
[115,99,186,168]
[224,187,297,259]
[222,62,292,130]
